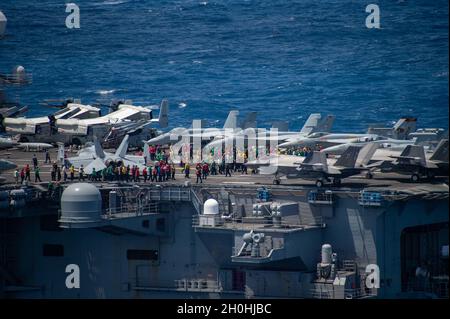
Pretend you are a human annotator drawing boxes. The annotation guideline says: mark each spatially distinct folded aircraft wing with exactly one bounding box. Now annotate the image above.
[67,155,97,169]
[121,158,147,171]
[84,158,107,173]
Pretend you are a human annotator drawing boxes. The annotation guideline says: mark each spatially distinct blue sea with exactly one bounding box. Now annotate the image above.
[0,0,448,132]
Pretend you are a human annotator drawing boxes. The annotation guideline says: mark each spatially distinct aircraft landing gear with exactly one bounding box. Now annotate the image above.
[332,178,341,187]
[72,138,82,146]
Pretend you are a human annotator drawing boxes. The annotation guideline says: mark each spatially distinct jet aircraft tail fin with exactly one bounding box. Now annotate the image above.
[115,134,130,158]
[300,114,335,135]
[430,139,449,162]
[93,136,105,159]
[392,117,417,139]
[398,145,427,166]
[335,145,361,168]
[355,142,379,167]
[143,142,150,164]
[271,120,289,132]
[158,99,169,128]
[301,151,328,172]
[241,112,257,129]
[223,111,239,129]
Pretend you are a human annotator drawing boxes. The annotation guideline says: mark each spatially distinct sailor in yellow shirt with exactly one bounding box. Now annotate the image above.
[69,165,75,181]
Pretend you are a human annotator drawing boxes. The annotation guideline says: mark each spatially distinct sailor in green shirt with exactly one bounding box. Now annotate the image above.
[34,166,42,182]
[91,167,97,181]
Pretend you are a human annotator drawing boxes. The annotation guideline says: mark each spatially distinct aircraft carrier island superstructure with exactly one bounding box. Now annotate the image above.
[0,172,448,299]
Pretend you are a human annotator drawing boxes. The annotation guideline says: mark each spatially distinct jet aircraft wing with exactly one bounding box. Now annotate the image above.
[84,158,107,173]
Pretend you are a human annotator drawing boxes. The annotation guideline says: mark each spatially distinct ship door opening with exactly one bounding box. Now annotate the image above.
[232,269,246,292]
[400,222,448,298]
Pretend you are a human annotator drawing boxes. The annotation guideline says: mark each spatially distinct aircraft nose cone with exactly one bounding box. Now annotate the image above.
[8,161,17,169]
[1,160,17,170]
[278,142,290,148]
[148,135,166,144]
[322,144,345,155]
[279,140,297,148]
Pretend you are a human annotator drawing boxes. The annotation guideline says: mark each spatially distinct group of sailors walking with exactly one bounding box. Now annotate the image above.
[12,145,252,186]
[181,161,238,183]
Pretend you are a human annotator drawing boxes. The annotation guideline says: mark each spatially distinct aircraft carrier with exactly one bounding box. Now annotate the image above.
[0,147,448,299]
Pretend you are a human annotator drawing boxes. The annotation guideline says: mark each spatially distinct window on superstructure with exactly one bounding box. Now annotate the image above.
[43,244,64,257]
[127,249,158,261]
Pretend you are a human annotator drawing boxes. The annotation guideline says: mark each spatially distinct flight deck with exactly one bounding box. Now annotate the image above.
[1,147,448,189]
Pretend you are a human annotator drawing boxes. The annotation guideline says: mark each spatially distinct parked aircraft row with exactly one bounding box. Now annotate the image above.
[1,96,448,186]
[248,139,449,186]
[0,99,168,148]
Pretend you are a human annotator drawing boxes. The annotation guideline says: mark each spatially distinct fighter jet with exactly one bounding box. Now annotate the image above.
[0,136,18,149]
[146,110,247,146]
[271,143,379,187]
[0,158,17,184]
[278,132,382,150]
[320,137,416,156]
[247,143,379,186]
[202,113,335,158]
[246,154,307,179]
[309,127,447,156]
[278,117,418,150]
[367,117,417,140]
[409,128,448,145]
[0,159,16,172]
[67,134,149,174]
[375,139,449,182]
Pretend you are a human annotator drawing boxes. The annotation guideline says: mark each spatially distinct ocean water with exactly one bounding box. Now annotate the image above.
[0,0,448,132]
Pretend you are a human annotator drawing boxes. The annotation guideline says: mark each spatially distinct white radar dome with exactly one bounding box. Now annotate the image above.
[203,198,219,215]
[60,183,102,223]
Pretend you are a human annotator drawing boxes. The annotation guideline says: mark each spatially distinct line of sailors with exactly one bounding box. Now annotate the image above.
[55,161,177,183]
[13,164,41,183]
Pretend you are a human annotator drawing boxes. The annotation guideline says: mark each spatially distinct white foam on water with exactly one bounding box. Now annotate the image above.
[96,89,116,95]
[96,0,130,6]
